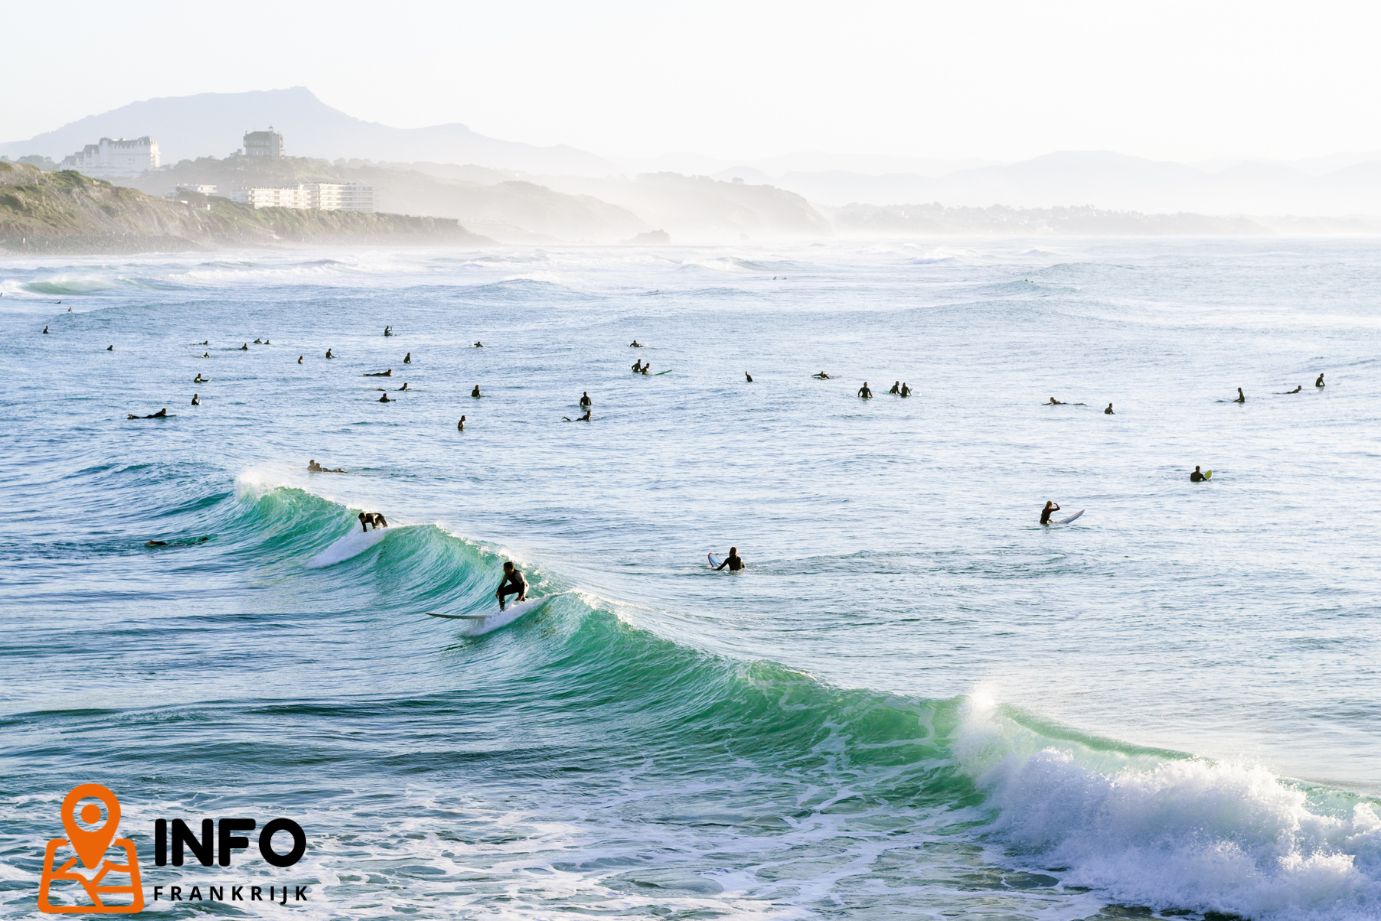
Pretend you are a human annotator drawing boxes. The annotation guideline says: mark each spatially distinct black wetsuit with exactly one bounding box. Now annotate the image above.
[497,569,527,606]
[714,554,744,572]
[1040,505,1060,525]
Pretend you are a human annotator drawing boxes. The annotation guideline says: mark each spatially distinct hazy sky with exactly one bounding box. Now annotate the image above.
[5,0,1381,164]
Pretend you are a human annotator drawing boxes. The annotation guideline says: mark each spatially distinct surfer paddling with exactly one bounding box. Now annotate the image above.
[308,459,345,473]
[496,561,528,610]
[1040,501,1061,526]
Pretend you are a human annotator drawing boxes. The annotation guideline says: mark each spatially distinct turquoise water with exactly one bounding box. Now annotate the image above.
[2,241,1380,919]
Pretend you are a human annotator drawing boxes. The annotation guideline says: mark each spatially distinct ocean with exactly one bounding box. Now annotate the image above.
[1,239,1379,919]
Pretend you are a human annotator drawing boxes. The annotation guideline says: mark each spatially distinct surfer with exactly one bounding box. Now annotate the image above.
[474,341,483,348]
[1234,387,1246,404]
[1190,465,1206,482]
[632,359,643,373]
[191,393,200,406]
[404,352,412,364]
[563,409,592,422]
[308,459,345,473]
[127,407,169,420]
[297,355,304,364]
[630,339,643,348]
[1104,403,1115,415]
[42,325,48,334]
[457,415,466,432]
[365,369,392,377]
[813,371,830,379]
[107,344,113,351]
[1280,385,1301,394]
[858,382,873,399]
[239,343,249,351]
[203,352,210,358]
[745,372,753,383]
[253,338,263,345]
[325,348,334,359]
[471,385,482,398]
[384,325,393,337]
[640,363,651,375]
[900,382,911,398]
[379,392,391,403]
[1040,500,1061,526]
[1046,397,1065,405]
[580,391,592,408]
[713,547,745,572]
[1316,373,1325,388]
[495,561,528,610]
[398,382,409,392]
[889,381,901,395]
[358,511,389,532]
[194,373,207,383]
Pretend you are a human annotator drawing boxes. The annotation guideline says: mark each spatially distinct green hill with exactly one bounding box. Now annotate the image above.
[0,161,488,252]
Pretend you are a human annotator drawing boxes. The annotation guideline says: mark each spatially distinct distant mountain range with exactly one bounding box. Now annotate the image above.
[10,88,1381,231]
[0,87,612,176]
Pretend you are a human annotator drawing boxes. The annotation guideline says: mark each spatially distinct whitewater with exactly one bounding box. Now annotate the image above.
[1,240,1379,919]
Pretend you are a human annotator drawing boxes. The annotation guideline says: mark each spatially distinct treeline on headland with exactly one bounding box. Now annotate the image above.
[0,162,489,253]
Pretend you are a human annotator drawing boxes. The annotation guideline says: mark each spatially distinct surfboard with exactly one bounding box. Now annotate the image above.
[425,599,537,636]
[306,527,389,568]
[1205,470,1213,480]
[1056,510,1085,525]
[708,552,721,569]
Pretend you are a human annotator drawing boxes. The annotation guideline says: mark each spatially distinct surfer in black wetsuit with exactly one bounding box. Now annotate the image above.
[900,382,911,398]
[194,373,207,383]
[630,340,642,348]
[1316,373,1325,388]
[127,407,169,420]
[1104,403,1115,415]
[365,369,392,377]
[857,382,873,399]
[404,352,412,364]
[1234,387,1245,404]
[1190,466,1206,482]
[379,392,391,403]
[714,547,745,572]
[1280,385,1301,394]
[1040,501,1061,525]
[640,363,651,375]
[471,385,482,398]
[1047,397,1064,405]
[297,355,304,364]
[325,348,334,359]
[813,371,830,380]
[358,511,372,532]
[580,391,592,408]
[457,415,466,431]
[563,409,592,422]
[496,561,528,610]
[384,325,393,337]
[240,343,249,351]
[889,381,901,395]
[745,372,753,382]
[632,359,643,372]
[191,394,200,406]
[42,325,48,334]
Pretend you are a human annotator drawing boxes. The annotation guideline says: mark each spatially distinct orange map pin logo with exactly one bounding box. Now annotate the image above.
[38,784,144,914]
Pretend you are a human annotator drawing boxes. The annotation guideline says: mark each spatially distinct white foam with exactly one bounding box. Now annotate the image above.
[956,695,1381,920]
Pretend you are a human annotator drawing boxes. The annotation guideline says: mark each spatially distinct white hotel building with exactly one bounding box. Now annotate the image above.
[60,137,160,179]
[236,182,375,213]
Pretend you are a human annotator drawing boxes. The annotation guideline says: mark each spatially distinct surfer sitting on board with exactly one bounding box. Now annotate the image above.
[496,561,528,610]
[713,547,745,572]
[1040,501,1061,526]
[580,391,592,408]
[1190,466,1207,482]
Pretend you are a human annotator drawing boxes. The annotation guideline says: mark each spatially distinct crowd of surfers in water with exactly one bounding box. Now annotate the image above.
[38,311,1331,567]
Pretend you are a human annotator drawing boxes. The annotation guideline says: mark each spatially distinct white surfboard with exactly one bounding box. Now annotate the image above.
[426,598,537,636]
[708,552,721,569]
[307,527,389,568]
[1056,509,1085,525]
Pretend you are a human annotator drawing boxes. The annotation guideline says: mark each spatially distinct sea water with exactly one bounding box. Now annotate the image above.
[1,240,1379,919]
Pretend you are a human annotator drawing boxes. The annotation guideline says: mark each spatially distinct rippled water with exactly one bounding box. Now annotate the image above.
[2,240,1379,919]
